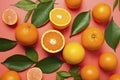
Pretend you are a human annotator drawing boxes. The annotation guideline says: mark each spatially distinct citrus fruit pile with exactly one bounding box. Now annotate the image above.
[1,0,120,80]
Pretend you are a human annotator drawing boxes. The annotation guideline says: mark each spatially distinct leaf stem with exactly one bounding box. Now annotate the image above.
[23,0,40,22]
[24,10,33,22]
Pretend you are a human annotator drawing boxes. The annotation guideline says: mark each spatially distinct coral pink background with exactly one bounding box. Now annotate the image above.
[0,0,120,80]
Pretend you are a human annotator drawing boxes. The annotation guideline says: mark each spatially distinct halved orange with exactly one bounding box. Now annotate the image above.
[2,8,18,25]
[27,67,42,80]
[41,30,65,53]
[49,8,71,30]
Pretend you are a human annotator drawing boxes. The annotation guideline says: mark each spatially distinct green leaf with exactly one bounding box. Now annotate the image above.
[70,66,80,73]
[14,0,38,11]
[24,10,33,22]
[70,11,90,37]
[113,0,118,11]
[70,66,82,80]
[40,0,52,3]
[105,19,120,51]
[31,1,54,27]
[35,56,63,73]
[73,73,82,80]
[70,72,82,80]
[56,74,65,80]
[0,38,16,52]
[25,47,38,62]
[2,54,34,71]
[57,71,71,78]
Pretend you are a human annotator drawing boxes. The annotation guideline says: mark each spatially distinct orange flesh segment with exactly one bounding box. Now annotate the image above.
[43,32,63,51]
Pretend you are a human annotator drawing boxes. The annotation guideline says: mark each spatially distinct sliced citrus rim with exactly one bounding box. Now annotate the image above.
[49,8,71,29]
[2,8,18,25]
[27,67,42,80]
[41,30,65,53]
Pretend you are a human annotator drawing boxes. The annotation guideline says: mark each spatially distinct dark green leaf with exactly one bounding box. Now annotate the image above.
[73,73,82,80]
[70,11,90,37]
[24,10,33,22]
[57,71,71,78]
[113,0,118,11]
[2,54,34,71]
[31,1,54,27]
[56,74,65,80]
[105,19,120,51]
[70,72,82,80]
[14,0,37,11]
[40,0,52,3]
[70,66,80,73]
[70,66,82,80]
[0,38,16,52]
[35,56,63,73]
[25,47,38,62]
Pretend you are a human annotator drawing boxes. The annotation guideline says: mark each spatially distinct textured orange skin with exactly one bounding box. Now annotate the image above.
[80,65,100,80]
[65,0,82,9]
[92,3,111,23]
[1,71,21,80]
[99,52,118,71]
[15,23,38,46]
[109,74,120,80]
[81,27,104,51]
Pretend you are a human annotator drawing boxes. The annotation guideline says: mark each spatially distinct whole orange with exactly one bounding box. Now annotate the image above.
[109,74,120,80]
[92,3,111,23]
[63,42,85,65]
[65,0,82,9]
[81,27,104,51]
[80,65,100,80]
[99,52,118,71]
[15,23,38,46]
[1,71,20,80]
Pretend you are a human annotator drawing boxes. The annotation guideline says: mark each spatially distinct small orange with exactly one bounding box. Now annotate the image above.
[15,23,38,46]
[81,27,104,51]
[27,67,42,80]
[80,65,100,80]
[0,71,20,80]
[99,52,118,71]
[2,8,18,25]
[65,0,82,9]
[109,74,120,80]
[41,30,65,53]
[63,42,85,65]
[49,8,71,30]
[92,3,111,23]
